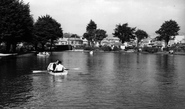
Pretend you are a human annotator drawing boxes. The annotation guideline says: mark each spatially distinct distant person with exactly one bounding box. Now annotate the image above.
[54,60,66,72]
[45,52,50,55]
[90,51,93,55]
[47,60,59,71]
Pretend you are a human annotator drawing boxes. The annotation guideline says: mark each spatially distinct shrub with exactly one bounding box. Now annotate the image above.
[142,47,159,53]
[84,46,94,51]
[112,46,121,51]
[101,45,112,51]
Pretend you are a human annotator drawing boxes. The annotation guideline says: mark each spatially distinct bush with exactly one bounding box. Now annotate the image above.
[101,45,112,51]
[172,44,185,52]
[112,46,121,51]
[84,46,95,51]
[83,45,122,52]
[142,47,159,53]
[74,45,85,49]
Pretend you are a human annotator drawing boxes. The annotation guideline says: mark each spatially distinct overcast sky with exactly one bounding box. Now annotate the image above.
[24,0,185,37]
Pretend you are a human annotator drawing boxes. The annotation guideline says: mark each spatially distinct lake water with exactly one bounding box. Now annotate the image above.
[0,51,185,109]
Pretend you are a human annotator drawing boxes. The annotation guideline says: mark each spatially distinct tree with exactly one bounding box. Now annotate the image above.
[135,29,148,51]
[113,23,136,43]
[63,33,72,38]
[155,20,180,48]
[34,15,63,51]
[83,20,97,46]
[0,0,34,52]
[71,34,80,38]
[86,20,97,31]
[94,29,107,46]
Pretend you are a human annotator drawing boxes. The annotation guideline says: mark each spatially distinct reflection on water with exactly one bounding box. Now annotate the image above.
[0,52,185,108]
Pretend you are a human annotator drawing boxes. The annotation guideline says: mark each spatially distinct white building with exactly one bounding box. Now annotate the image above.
[56,37,84,47]
[181,38,185,43]
[56,38,68,45]
[101,37,120,46]
[68,38,83,47]
[174,35,185,43]
[140,38,153,47]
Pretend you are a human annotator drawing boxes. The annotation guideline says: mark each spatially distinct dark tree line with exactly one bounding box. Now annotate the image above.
[113,23,136,43]
[83,19,180,50]
[83,20,107,47]
[0,0,33,52]
[0,0,63,52]
[112,23,148,50]
[83,20,149,48]
[111,20,179,49]
[33,15,63,51]
[155,20,180,47]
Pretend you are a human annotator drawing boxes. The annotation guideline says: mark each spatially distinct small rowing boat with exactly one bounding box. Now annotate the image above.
[90,51,93,55]
[0,53,17,57]
[37,52,50,56]
[48,70,68,76]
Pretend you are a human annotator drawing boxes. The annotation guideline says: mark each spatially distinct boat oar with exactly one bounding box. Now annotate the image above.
[32,70,48,73]
[65,68,80,70]
[32,68,80,73]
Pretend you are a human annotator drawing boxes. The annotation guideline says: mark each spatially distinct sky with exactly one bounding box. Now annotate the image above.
[24,0,185,37]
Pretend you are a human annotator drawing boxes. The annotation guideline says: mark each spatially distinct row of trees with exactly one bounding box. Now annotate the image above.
[0,0,63,52]
[0,0,33,52]
[83,20,149,49]
[83,20,108,47]
[113,23,149,49]
[83,19,180,49]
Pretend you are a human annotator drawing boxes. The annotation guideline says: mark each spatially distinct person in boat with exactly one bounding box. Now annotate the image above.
[90,51,93,55]
[38,51,50,55]
[47,60,59,72]
[54,60,66,72]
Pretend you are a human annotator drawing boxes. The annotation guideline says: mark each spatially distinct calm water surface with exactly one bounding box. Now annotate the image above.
[0,51,185,109]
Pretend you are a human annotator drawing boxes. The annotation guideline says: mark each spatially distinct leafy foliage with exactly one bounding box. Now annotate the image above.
[34,15,63,50]
[0,0,33,52]
[113,23,136,43]
[95,29,107,44]
[83,20,97,46]
[86,20,97,32]
[142,46,159,53]
[71,34,80,38]
[155,20,180,47]
[135,29,148,43]
[83,20,107,47]
[63,33,72,38]
[135,29,148,51]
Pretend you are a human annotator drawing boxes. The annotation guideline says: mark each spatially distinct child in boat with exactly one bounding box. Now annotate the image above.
[54,61,66,72]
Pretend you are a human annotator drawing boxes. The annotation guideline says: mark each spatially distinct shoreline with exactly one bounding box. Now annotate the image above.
[0,52,36,57]
[0,50,185,58]
[0,53,17,57]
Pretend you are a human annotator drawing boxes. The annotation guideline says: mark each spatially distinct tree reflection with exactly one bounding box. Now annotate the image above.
[155,55,176,82]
